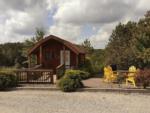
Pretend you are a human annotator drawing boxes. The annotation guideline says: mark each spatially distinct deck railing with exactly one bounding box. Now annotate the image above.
[16,69,53,84]
[56,64,65,79]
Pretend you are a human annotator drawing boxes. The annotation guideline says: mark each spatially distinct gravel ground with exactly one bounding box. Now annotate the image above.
[0,90,149,113]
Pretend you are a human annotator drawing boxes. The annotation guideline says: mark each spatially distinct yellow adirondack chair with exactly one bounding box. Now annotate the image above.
[126,66,137,87]
[104,66,117,82]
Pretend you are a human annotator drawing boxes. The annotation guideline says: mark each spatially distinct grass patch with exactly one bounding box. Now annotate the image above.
[0,67,16,74]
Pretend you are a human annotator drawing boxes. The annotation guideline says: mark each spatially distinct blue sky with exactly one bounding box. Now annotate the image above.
[0,0,149,48]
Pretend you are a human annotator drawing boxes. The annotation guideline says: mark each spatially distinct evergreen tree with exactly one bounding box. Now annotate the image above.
[105,11,150,69]
[82,39,94,54]
[24,28,45,50]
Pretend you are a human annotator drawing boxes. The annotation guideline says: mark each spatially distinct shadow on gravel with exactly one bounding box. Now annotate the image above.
[76,87,150,94]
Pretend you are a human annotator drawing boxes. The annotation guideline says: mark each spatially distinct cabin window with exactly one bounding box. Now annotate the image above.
[80,55,85,64]
[45,51,57,60]
[45,52,52,60]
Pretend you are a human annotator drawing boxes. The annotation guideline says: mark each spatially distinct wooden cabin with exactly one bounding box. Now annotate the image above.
[28,35,86,73]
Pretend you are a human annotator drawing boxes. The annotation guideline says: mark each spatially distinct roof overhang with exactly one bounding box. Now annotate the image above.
[28,35,85,55]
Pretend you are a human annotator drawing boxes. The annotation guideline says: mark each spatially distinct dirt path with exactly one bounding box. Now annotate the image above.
[83,78,135,88]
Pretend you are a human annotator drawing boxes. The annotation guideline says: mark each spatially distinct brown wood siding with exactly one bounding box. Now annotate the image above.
[70,51,78,68]
[42,39,62,70]
[35,39,79,71]
[78,54,85,65]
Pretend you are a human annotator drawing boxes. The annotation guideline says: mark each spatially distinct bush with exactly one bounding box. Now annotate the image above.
[77,71,90,80]
[56,69,65,79]
[7,74,18,87]
[79,58,94,74]
[57,70,84,92]
[116,73,126,84]
[58,78,77,92]
[56,65,65,79]
[58,76,83,92]
[0,73,18,90]
[65,69,80,77]
[136,68,150,88]
[64,74,83,88]
[65,70,90,80]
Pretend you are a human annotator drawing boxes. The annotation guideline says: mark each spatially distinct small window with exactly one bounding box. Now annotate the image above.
[80,55,85,64]
[45,52,52,60]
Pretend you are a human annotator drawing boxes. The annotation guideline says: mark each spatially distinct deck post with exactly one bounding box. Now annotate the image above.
[40,46,42,65]
[63,46,66,66]
[28,55,31,68]
[76,55,79,68]
[27,71,29,83]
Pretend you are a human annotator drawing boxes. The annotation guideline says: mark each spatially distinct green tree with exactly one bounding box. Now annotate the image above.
[81,39,105,74]
[105,22,137,69]
[90,49,105,73]
[135,11,150,67]
[105,11,150,69]
[24,28,45,50]
[0,43,26,67]
[82,39,94,54]
[23,28,46,67]
[0,28,45,67]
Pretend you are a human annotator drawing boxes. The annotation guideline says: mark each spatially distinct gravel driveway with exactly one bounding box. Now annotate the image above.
[0,90,149,113]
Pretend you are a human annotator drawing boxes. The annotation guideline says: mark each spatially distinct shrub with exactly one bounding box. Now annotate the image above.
[7,74,18,87]
[77,71,90,80]
[65,69,80,77]
[58,70,84,92]
[0,75,11,89]
[136,68,150,88]
[79,58,94,74]
[64,74,83,88]
[65,70,90,80]
[56,69,65,79]
[116,73,126,84]
[56,65,65,79]
[58,76,83,92]
[58,78,76,92]
[0,73,18,90]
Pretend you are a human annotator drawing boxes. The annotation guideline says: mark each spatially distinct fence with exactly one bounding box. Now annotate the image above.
[16,69,53,84]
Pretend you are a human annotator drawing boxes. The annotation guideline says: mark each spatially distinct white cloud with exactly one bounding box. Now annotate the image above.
[0,0,150,49]
[48,23,81,42]
[89,23,117,49]
[0,0,50,43]
[54,0,138,24]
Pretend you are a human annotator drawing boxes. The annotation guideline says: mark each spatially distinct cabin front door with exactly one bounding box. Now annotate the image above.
[44,49,59,70]
[60,50,70,68]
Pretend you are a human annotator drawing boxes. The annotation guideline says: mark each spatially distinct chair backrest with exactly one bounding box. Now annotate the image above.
[110,64,117,71]
[104,66,113,75]
[129,66,136,72]
[128,66,136,77]
[104,67,108,74]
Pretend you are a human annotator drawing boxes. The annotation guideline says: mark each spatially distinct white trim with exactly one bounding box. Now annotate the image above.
[60,50,70,67]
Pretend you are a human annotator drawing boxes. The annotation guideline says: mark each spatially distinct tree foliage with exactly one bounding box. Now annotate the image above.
[0,28,45,68]
[24,28,45,54]
[82,39,94,54]
[23,28,46,66]
[81,39,105,74]
[0,43,26,67]
[105,11,150,69]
